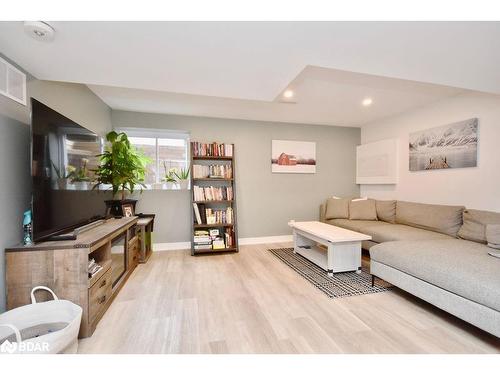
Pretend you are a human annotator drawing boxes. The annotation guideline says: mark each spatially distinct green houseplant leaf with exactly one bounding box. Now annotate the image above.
[93,131,151,200]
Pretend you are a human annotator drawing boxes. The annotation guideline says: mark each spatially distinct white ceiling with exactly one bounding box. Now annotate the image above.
[1,21,498,126]
[89,66,465,127]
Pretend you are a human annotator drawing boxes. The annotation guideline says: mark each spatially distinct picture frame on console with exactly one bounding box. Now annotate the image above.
[122,203,135,217]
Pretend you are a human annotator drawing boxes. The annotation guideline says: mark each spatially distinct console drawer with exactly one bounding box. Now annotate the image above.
[128,237,140,268]
[88,268,112,324]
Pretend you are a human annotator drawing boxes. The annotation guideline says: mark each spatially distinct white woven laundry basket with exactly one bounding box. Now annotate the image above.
[0,286,82,354]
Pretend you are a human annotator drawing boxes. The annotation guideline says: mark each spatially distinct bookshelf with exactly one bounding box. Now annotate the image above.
[190,142,238,255]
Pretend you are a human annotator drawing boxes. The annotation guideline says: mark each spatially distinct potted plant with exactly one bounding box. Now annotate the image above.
[174,166,190,190]
[93,131,151,216]
[69,158,92,190]
[162,162,178,189]
[51,161,71,190]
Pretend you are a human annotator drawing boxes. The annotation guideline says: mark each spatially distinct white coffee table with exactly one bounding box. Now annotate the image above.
[288,220,371,276]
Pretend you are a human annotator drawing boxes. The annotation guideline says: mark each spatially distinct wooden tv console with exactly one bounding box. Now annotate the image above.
[5,217,140,338]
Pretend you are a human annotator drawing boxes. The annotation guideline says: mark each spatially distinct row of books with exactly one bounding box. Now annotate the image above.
[191,142,233,157]
[193,228,235,250]
[192,164,233,179]
[193,186,233,201]
[193,204,233,225]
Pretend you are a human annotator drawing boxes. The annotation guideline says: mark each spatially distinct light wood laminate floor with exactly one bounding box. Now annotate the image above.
[78,243,500,354]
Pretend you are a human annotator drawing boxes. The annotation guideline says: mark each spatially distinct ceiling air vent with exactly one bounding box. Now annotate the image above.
[0,56,27,106]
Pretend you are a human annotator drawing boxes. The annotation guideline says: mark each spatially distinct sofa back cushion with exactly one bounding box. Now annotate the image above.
[375,200,396,223]
[395,201,465,237]
[458,209,500,244]
[325,197,350,219]
[349,199,378,221]
[486,224,500,249]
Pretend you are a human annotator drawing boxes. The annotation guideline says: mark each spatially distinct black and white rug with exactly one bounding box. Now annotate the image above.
[269,247,392,299]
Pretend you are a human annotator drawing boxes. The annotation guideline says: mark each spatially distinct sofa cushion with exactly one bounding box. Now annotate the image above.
[363,224,450,243]
[349,199,378,221]
[396,201,464,237]
[370,239,500,312]
[486,224,500,249]
[328,218,389,233]
[458,209,500,244]
[325,197,349,219]
[376,200,396,223]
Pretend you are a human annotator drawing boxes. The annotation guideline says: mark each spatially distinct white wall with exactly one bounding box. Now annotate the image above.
[360,92,500,211]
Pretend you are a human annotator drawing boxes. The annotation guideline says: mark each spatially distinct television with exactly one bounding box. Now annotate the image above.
[31,98,108,242]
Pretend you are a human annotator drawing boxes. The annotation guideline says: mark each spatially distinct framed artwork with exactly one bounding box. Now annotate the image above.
[122,203,135,217]
[356,139,398,184]
[409,118,478,171]
[271,140,316,174]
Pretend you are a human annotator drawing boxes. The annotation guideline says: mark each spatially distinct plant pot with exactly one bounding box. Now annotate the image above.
[178,180,189,190]
[56,179,67,190]
[165,181,177,190]
[73,181,90,190]
[104,199,138,217]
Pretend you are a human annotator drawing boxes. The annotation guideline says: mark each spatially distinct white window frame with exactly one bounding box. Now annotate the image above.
[115,127,190,189]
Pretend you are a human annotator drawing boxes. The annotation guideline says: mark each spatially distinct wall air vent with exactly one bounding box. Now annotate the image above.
[0,56,27,106]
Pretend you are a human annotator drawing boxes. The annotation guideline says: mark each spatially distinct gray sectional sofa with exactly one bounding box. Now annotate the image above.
[319,198,500,338]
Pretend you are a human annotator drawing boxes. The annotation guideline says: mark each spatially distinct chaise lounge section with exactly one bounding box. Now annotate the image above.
[319,198,500,338]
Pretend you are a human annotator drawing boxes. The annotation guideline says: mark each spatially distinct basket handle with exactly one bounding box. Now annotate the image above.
[0,323,22,344]
[30,286,59,304]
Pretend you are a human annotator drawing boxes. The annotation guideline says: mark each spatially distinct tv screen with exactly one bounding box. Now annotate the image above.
[31,98,107,242]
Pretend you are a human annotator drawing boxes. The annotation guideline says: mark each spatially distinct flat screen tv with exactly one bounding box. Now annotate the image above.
[31,98,107,242]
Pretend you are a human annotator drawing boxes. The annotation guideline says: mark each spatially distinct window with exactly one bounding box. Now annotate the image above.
[118,128,190,188]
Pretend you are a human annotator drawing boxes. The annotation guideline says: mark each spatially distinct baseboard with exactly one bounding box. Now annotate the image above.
[238,235,293,245]
[153,242,191,251]
[153,235,293,252]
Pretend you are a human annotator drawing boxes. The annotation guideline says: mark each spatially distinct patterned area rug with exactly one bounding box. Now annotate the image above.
[269,247,392,299]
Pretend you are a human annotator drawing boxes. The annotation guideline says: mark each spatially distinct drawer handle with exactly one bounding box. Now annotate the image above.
[99,279,107,288]
[98,295,106,304]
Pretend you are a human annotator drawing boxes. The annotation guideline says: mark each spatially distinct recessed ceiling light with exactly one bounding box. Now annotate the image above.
[283,90,294,99]
[362,98,373,107]
[24,21,55,42]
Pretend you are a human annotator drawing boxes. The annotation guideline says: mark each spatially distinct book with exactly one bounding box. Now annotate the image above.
[191,142,233,158]
[212,237,225,249]
[192,203,202,224]
[193,186,233,201]
[194,244,213,250]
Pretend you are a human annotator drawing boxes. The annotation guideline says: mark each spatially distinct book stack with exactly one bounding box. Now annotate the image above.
[191,142,233,157]
[194,230,212,251]
[192,164,233,179]
[88,258,103,279]
[193,186,233,201]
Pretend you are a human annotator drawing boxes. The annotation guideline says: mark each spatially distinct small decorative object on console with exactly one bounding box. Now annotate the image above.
[23,210,33,246]
[122,203,135,217]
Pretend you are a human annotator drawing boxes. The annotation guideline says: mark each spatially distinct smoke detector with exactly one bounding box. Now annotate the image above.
[24,21,55,42]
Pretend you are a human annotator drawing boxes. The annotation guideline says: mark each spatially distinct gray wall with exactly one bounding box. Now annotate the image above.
[0,108,31,313]
[29,80,112,135]
[0,59,112,311]
[113,111,360,243]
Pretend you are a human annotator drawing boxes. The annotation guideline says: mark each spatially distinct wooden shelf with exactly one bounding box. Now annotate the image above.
[193,156,233,160]
[193,247,238,254]
[193,178,233,181]
[194,223,234,228]
[190,142,238,256]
